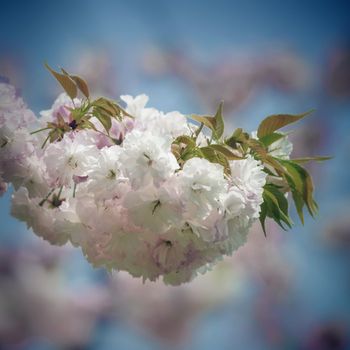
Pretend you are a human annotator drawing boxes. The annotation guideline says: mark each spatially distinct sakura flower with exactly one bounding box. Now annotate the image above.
[229,155,266,218]
[121,94,188,139]
[217,215,252,255]
[138,109,188,139]
[16,153,50,198]
[153,111,189,139]
[157,226,223,285]
[11,187,83,246]
[152,235,188,275]
[120,130,179,188]
[177,157,228,223]
[0,82,37,131]
[74,187,131,250]
[0,82,24,111]
[43,133,98,187]
[0,129,36,185]
[86,145,128,201]
[123,181,183,234]
[120,94,150,118]
[0,82,40,186]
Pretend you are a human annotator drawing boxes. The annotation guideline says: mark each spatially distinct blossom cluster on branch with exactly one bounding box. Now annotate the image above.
[0,67,329,285]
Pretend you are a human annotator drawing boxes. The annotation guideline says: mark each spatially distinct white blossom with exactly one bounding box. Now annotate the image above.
[177,157,228,222]
[43,133,98,187]
[120,130,179,188]
[229,155,266,218]
[86,145,128,201]
[11,187,82,246]
[123,181,183,234]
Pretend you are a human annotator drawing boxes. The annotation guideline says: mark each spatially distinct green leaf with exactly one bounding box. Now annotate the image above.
[208,144,244,160]
[263,188,293,230]
[257,110,314,138]
[232,128,243,138]
[180,145,202,162]
[190,101,225,141]
[171,144,181,160]
[215,152,230,175]
[70,75,90,98]
[99,115,112,133]
[59,67,70,75]
[200,146,217,162]
[225,128,250,149]
[70,108,85,123]
[80,119,98,132]
[45,63,77,99]
[194,122,204,139]
[200,146,231,174]
[247,138,268,158]
[213,101,224,139]
[93,109,112,133]
[278,161,306,225]
[304,170,318,216]
[259,132,285,147]
[290,156,333,164]
[263,191,286,229]
[174,135,196,147]
[92,98,119,116]
[265,184,289,216]
[264,155,289,176]
[291,189,305,224]
[190,114,215,132]
[280,159,318,218]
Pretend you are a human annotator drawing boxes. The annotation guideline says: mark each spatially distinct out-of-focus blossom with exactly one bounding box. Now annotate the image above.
[143,48,311,114]
[73,49,118,97]
[0,242,110,348]
[325,44,350,98]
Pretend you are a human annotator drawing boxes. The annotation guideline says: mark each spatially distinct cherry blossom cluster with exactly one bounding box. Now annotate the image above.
[0,70,325,285]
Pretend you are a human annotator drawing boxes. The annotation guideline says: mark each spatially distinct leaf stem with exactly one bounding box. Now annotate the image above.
[39,188,55,207]
[57,185,64,199]
[41,134,50,149]
[30,127,51,135]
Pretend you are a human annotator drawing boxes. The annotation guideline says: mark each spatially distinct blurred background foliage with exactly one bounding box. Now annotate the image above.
[0,0,350,349]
